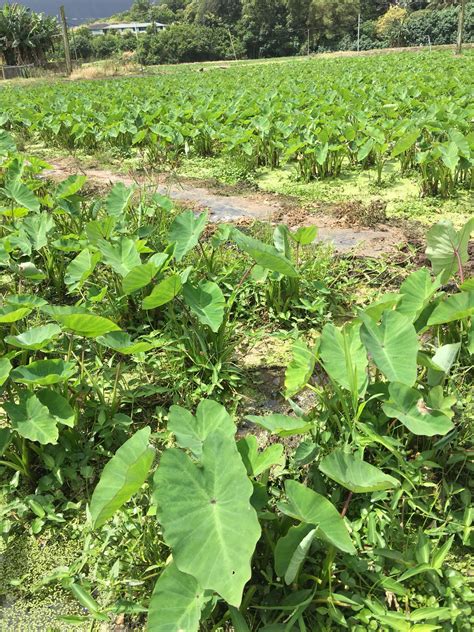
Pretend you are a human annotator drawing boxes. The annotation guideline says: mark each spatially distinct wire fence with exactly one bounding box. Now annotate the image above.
[0,61,82,81]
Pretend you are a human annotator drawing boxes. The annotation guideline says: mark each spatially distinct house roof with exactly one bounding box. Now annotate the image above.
[88,22,166,30]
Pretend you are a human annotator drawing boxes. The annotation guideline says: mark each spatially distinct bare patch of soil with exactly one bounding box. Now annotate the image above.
[43,158,410,257]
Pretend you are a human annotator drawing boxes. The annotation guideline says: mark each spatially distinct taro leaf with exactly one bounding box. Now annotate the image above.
[105,182,135,218]
[142,274,182,310]
[382,382,454,437]
[278,480,356,555]
[85,217,116,245]
[0,305,32,323]
[5,294,47,309]
[182,281,225,332]
[96,332,154,355]
[319,449,399,493]
[284,338,317,398]
[54,313,120,338]
[320,323,368,396]
[122,263,158,295]
[148,563,204,632]
[36,389,75,427]
[168,211,207,262]
[21,213,55,251]
[90,427,154,529]
[363,293,401,321]
[55,175,87,199]
[426,386,456,420]
[360,311,418,386]
[427,343,461,387]
[97,237,141,277]
[273,225,291,258]
[274,523,317,585]
[245,414,312,437]
[232,228,298,278]
[426,218,474,283]
[396,268,441,321]
[427,291,474,326]
[237,435,284,477]
[168,399,235,458]
[64,248,100,292]
[11,359,76,386]
[0,428,11,456]
[5,324,62,351]
[290,226,318,246]
[153,430,261,606]
[0,357,12,386]
[4,393,59,444]
[391,129,419,157]
[0,130,16,154]
[2,179,40,212]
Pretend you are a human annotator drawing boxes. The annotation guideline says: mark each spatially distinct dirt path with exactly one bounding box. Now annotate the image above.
[44,159,407,257]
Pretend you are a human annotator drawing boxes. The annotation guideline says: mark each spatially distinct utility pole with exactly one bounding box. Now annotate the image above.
[59,5,72,75]
[307,28,310,58]
[456,0,467,55]
[357,13,361,53]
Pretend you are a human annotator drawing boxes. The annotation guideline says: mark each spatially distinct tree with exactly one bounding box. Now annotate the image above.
[308,0,360,49]
[130,0,153,20]
[0,2,59,66]
[195,0,243,25]
[241,0,294,57]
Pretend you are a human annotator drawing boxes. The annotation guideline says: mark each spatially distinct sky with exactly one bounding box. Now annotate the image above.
[21,1,132,24]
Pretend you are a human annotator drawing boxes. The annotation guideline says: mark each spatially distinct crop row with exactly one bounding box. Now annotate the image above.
[1,52,473,197]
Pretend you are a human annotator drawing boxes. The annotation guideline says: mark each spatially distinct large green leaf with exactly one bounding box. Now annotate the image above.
[5,324,62,351]
[11,359,76,386]
[122,262,158,295]
[142,274,182,310]
[232,229,298,277]
[237,435,285,477]
[36,388,76,427]
[396,269,441,321]
[360,311,418,386]
[96,332,154,355]
[319,449,399,493]
[427,291,474,326]
[427,343,461,387]
[382,383,454,437]
[154,430,261,606]
[168,211,207,262]
[97,237,141,277]
[426,219,474,283]
[245,413,312,437]
[0,357,12,386]
[320,323,368,396]
[168,399,235,458]
[148,563,204,632]
[284,338,317,398]
[90,427,155,529]
[182,280,225,332]
[105,182,135,218]
[4,393,59,444]
[274,523,317,585]
[55,174,87,199]
[0,305,32,323]
[290,226,318,246]
[278,480,356,555]
[21,213,54,251]
[64,248,100,292]
[2,178,40,212]
[54,313,120,338]
[391,129,419,157]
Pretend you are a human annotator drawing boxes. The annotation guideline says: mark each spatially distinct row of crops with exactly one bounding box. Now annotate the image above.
[1,52,473,197]
[1,121,474,630]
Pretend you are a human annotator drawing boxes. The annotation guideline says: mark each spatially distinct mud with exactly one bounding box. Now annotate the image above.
[43,159,409,257]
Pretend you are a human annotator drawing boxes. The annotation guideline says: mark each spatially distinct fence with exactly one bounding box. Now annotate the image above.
[0,61,82,81]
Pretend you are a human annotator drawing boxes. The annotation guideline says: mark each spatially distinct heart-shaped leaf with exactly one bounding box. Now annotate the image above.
[4,393,59,444]
[142,274,182,310]
[0,357,12,386]
[278,480,355,555]
[237,435,284,477]
[105,182,135,218]
[284,338,317,398]
[274,523,317,585]
[360,311,418,386]
[245,414,312,437]
[396,268,441,321]
[54,313,120,338]
[382,382,454,436]
[0,305,32,323]
[11,359,76,386]
[427,291,474,326]
[320,323,368,396]
[90,427,155,529]
[426,218,474,283]
[154,430,261,606]
[5,324,62,351]
[148,563,204,632]
[232,228,298,277]
[183,281,225,332]
[168,211,207,262]
[36,388,76,427]
[122,262,158,295]
[97,237,141,277]
[319,449,399,493]
[168,399,235,458]
[65,248,100,292]
[96,331,154,355]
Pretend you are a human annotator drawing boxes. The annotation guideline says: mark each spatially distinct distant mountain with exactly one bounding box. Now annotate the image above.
[22,1,133,24]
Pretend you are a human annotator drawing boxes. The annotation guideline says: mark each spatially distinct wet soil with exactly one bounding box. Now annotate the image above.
[43,158,409,257]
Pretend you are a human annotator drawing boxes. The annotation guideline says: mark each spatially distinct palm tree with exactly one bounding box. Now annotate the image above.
[0,3,59,66]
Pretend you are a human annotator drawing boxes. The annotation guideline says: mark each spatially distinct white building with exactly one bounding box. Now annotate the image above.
[88,22,166,36]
